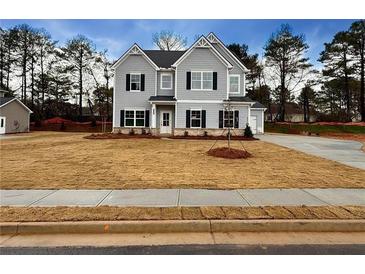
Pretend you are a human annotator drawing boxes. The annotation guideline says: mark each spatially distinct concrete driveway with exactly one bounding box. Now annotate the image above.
[259,134,365,170]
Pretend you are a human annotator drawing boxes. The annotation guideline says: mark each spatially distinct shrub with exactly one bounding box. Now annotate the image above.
[204,131,208,137]
[129,129,135,135]
[184,130,189,137]
[141,128,146,135]
[244,124,253,138]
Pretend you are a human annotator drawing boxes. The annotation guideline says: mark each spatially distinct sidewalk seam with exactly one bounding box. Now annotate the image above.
[301,189,332,206]
[96,190,113,207]
[26,190,59,207]
[236,190,252,206]
[177,189,181,206]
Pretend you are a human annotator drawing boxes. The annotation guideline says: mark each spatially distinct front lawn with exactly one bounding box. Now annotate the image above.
[1,131,364,189]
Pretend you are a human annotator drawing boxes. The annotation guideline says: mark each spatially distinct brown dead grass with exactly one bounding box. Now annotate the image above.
[0,206,364,222]
[1,131,365,189]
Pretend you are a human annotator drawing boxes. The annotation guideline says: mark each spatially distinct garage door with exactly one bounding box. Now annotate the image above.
[250,116,257,134]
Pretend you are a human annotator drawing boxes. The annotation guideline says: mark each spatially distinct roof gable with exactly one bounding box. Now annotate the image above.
[0,97,33,113]
[111,44,160,70]
[207,32,249,72]
[172,36,233,69]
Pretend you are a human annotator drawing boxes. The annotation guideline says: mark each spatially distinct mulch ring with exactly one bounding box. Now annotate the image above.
[170,135,258,141]
[84,133,160,140]
[207,147,252,159]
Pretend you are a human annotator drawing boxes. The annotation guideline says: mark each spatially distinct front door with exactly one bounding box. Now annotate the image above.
[250,116,257,134]
[0,117,6,134]
[160,111,172,134]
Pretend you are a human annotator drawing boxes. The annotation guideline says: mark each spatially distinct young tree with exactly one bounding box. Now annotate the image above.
[64,35,96,119]
[152,30,187,51]
[349,20,365,121]
[264,24,312,121]
[319,31,355,121]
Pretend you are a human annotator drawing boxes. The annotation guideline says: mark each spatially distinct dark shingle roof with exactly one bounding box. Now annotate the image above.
[143,50,186,68]
[252,102,266,108]
[0,97,15,107]
[149,96,176,102]
[225,96,255,102]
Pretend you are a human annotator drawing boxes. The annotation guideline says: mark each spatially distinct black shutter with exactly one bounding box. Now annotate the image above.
[145,110,150,127]
[219,110,223,128]
[234,110,239,128]
[126,74,130,91]
[141,74,145,91]
[186,71,191,90]
[186,110,190,128]
[202,110,206,128]
[120,110,124,127]
[213,72,217,90]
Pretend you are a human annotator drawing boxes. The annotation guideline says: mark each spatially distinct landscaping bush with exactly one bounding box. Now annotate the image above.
[244,124,253,138]
[184,130,189,136]
[129,129,135,135]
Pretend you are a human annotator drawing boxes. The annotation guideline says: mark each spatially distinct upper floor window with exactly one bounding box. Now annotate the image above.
[191,71,213,91]
[130,73,141,91]
[161,73,173,89]
[229,75,240,94]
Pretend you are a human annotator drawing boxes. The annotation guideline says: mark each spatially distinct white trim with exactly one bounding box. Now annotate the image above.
[243,73,246,96]
[226,69,229,100]
[124,109,146,128]
[154,70,157,96]
[190,71,214,91]
[112,72,116,128]
[206,32,249,72]
[248,105,251,126]
[111,44,159,70]
[130,73,141,92]
[151,104,156,128]
[172,36,233,69]
[160,110,172,134]
[190,109,202,129]
[160,73,173,90]
[0,98,33,113]
[175,69,178,99]
[178,100,223,104]
[228,74,240,95]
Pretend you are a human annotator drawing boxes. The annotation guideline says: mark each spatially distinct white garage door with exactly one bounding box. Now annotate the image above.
[250,116,257,134]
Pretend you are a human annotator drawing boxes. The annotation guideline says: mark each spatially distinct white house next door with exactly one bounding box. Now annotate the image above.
[0,117,6,134]
[160,111,172,134]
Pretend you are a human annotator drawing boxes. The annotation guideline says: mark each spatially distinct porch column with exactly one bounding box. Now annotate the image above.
[151,104,157,128]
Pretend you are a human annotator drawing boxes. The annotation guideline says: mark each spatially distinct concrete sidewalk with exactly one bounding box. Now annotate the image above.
[1,188,364,207]
[259,134,365,170]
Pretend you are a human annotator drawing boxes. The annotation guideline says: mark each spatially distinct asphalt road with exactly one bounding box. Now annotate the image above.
[1,244,365,255]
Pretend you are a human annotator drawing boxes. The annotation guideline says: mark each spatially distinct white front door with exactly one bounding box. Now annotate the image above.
[0,116,6,134]
[250,115,257,134]
[160,111,172,134]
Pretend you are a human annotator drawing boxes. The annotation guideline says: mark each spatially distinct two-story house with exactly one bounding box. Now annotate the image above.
[112,32,266,136]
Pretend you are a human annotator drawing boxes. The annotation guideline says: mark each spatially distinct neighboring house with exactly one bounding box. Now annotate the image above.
[0,93,33,134]
[112,33,266,135]
[265,103,317,123]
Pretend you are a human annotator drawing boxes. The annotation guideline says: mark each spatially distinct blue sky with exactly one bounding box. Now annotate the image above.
[0,19,356,68]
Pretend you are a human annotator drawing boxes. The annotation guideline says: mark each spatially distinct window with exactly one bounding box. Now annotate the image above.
[190,110,201,128]
[130,73,141,91]
[125,110,145,127]
[224,111,234,128]
[229,75,240,94]
[191,71,213,90]
[161,74,172,89]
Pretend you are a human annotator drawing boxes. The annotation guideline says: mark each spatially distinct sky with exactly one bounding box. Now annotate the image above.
[0,19,356,68]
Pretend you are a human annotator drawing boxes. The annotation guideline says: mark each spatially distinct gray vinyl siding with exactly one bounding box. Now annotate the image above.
[176,102,249,129]
[0,100,30,133]
[175,48,228,100]
[156,105,175,129]
[212,43,246,97]
[113,55,155,127]
[251,109,265,133]
[157,71,175,96]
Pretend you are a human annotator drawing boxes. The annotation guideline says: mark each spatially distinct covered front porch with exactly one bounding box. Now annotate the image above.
[149,96,176,135]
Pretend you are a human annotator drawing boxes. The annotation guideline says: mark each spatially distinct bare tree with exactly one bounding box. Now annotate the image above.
[152,30,187,51]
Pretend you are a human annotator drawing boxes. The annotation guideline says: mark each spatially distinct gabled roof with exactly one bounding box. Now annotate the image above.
[206,32,250,72]
[172,36,233,69]
[111,43,160,70]
[143,50,186,69]
[252,102,266,109]
[0,97,33,113]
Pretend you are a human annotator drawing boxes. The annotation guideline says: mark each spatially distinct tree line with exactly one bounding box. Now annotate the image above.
[1,21,364,123]
[0,24,113,122]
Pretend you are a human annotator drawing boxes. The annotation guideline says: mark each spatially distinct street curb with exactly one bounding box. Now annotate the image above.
[1,219,364,235]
